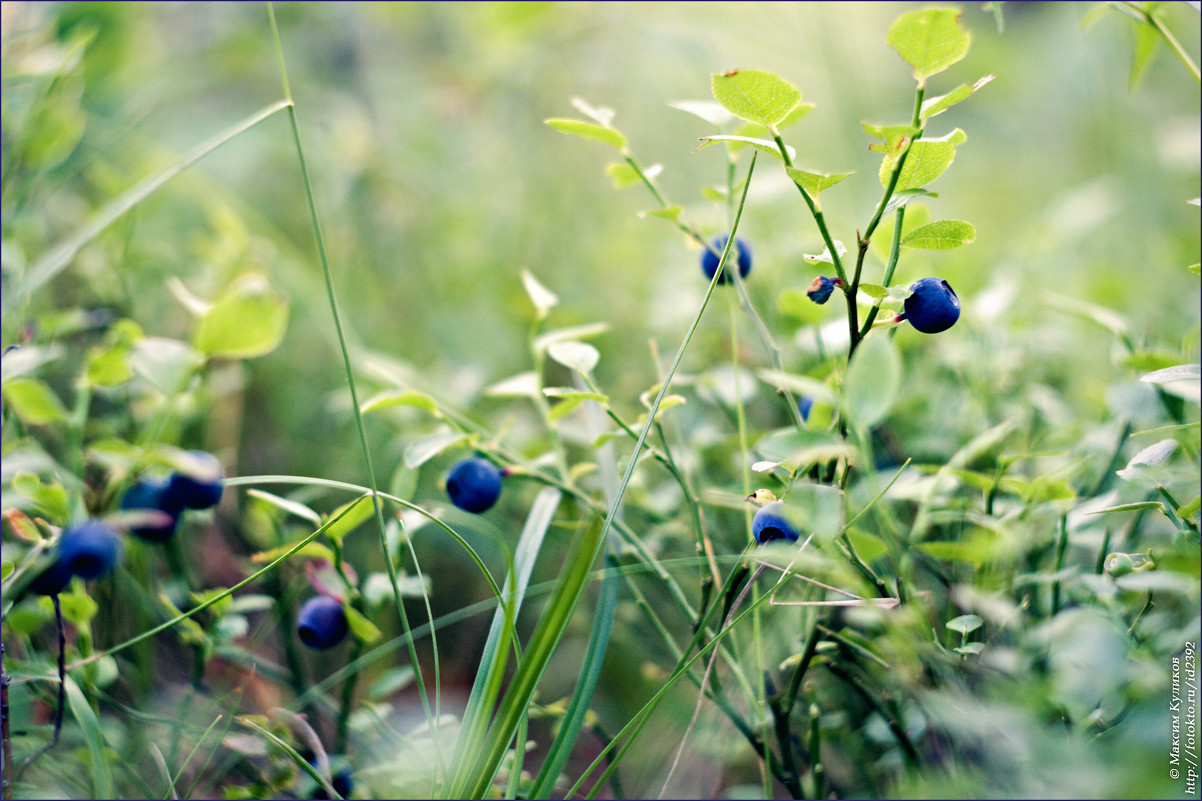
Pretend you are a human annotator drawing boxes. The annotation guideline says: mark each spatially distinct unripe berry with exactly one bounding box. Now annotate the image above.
[57,521,124,579]
[297,595,349,650]
[700,235,752,284]
[899,277,960,334]
[446,457,503,514]
[166,451,224,510]
[751,502,801,544]
[121,476,184,542]
[806,275,840,305]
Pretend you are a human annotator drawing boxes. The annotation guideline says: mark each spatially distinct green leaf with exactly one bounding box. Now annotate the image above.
[1116,438,1178,484]
[544,118,626,150]
[532,322,610,354]
[887,8,972,85]
[2,377,68,425]
[343,604,383,644]
[547,341,599,374]
[857,283,889,301]
[1,343,64,384]
[404,431,469,469]
[1189,263,1200,276]
[521,269,559,319]
[542,388,608,402]
[920,75,994,120]
[902,219,976,249]
[1043,292,1129,337]
[485,371,541,398]
[696,135,794,162]
[640,206,683,221]
[842,333,901,432]
[946,614,983,635]
[1128,16,1160,91]
[803,240,847,265]
[785,168,852,203]
[129,337,204,394]
[710,69,802,128]
[1087,501,1167,516]
[605,162,643,189]
[322,494,376,543]
[1141,364,1201,384]
[955,642,985,655]
[245,489,322,525]
[668,99,733,126]
[883,137,963,190]
[194,273,289,359]
[361,389,440,416]
[884,189,939,215]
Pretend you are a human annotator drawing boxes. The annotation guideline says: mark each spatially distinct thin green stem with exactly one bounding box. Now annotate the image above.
[773,133,848,286]
[265,1,434,735]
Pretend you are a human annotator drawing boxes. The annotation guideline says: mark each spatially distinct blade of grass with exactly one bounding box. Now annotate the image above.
[449,515,605,799]
[63,676,114,799]
[452,487,561,788]
[6,99,291,312]
[265,2,437,740]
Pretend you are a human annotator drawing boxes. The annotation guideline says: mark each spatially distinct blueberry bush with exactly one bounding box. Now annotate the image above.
[2,3,1199,799]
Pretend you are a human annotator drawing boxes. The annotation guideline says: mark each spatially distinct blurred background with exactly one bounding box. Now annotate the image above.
[3,2,1199,798]
[4,1,1198,487]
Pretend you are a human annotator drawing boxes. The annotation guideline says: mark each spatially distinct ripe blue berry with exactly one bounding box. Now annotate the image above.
[752,502,801,544]
[121,476,185,542]
[700,234,752,284]
[30,558,74,596]
[57,521,124,579]
[166,451,224,510]
[798,396,814,423]
[446,457,503,514]
[899,277,960,334]
[297,595,349,650]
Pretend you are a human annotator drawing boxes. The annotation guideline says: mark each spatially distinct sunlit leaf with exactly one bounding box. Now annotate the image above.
[710,69,802,127]
[902,219,976,249]
[920,75,994,120]
[843,333,900,432]
[2,377,68,425]
[545,118,626,150]
[887,8,972,85]
[194,273,289,360]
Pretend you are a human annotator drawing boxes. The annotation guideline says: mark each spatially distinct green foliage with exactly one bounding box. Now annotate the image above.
[1,3,1198,800]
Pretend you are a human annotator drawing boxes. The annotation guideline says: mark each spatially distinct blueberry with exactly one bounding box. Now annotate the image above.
[752,502,801,544]
[798,396,813,423]
[297,595,349,650]
[806,275,840,305]
[446,457,503,514]
[899,277,960,334]
[165,451,224,510]
[700,235,752,285]
[121,476,185,541]
[30,558,75,596]
[56,521,124,579]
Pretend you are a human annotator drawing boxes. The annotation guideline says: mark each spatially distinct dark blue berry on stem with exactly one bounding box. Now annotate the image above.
[700,234,752,284]
[806,275,841,305]
[297,595,349,650]
[57,521,124,579]
[446,457,503,513]
[121,476,185,541]
[898,277,960,334]
[752,502,801,544]
[166,451,224,510]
